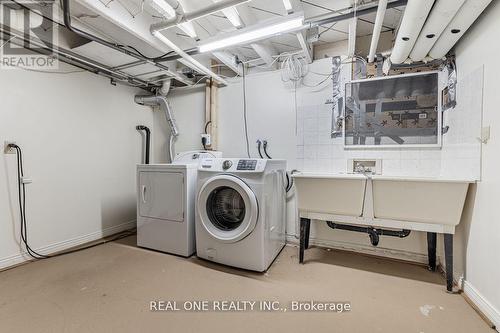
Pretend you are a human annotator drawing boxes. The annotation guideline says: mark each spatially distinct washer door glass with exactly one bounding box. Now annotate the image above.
[198,175,258,243]
[206,186,246,231]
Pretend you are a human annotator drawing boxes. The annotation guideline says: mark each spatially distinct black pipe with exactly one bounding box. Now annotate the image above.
[0,26,156,89]
[308,0,408,27]
[256,140,264,158]
[262,140,272,159]
[136,125,151,164]
[326,221,411,246]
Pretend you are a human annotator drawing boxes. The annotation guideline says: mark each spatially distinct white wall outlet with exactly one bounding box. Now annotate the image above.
[479,126,491,144]
[4,141,16,154]
[348,159,382,175]
[201,134,211,146]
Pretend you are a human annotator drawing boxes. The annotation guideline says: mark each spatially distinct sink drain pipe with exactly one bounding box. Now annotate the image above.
[326,221,411,246]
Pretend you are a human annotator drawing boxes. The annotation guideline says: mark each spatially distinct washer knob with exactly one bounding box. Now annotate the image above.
[222,160,233,170]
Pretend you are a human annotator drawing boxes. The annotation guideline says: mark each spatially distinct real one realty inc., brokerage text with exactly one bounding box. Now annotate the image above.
[150,300,351,313]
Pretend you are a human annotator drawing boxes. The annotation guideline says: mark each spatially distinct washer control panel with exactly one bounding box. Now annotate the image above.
[222,160,233,170]
[237,159,257,170]
[200,158,267,173]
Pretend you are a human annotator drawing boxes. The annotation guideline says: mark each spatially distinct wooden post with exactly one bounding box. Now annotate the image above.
[210,80,218,150]
[204,79,218,150]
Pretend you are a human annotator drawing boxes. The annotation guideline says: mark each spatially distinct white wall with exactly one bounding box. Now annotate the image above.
[158,7,499,324]
[454,0,500,327]
[0,67,151,268]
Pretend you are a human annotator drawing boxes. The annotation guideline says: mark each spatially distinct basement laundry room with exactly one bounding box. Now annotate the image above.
[1,0,499,332]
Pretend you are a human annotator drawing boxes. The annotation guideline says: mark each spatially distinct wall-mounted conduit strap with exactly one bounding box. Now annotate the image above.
[326,221,411,246]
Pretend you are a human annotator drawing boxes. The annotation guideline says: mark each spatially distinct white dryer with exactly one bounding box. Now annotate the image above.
[137,151,221,257]
[195,158,286,271]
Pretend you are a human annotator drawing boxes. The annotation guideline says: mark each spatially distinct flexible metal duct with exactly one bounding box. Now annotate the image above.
[410,0,466,62]
[429,0,493,59]
[135,95,179,162]
[390,0,435,64]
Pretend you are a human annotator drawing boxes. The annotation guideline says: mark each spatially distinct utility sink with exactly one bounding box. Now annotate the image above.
[293,173,474,231]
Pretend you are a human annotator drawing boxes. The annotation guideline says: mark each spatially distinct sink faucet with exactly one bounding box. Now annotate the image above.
[355,163,374,177]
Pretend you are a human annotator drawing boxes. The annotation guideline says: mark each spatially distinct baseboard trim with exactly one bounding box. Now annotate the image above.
[463,280,500,331]
[0,220,136,271]
[286,234,429,264]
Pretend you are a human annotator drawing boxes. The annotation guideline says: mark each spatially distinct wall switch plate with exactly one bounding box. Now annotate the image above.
[4,141,16,154]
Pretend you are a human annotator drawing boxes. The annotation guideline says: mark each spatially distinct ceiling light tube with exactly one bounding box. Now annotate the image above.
[198,13,305,53]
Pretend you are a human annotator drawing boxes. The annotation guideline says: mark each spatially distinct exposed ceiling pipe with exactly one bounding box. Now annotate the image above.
[173,0,198,39]
[347,17,357,58]
[428,0,493,60]
[151,0,251,33]
[61,0,173,74]
[368,0,388,63]
[0,26,156,88]
[75,0,194,86]
[152,31,228,85]
[409,0,466,62]
[153,0,408,62]
[305,0,407,27]
[389,0,435,64]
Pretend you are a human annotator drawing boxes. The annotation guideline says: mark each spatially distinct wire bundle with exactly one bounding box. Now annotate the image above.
[13,145,49,259]
[11,144,135,260]
[280,54,309,83]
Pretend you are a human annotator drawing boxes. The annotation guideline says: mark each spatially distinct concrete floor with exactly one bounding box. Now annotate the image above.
[0,236,492,333]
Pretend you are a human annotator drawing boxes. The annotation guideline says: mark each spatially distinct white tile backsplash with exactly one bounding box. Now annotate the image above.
[317,145,331,159]
[295,66,483,180]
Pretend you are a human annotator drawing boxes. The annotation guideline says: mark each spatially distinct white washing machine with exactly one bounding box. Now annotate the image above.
[195,158,286,271]
[137,151,221,257]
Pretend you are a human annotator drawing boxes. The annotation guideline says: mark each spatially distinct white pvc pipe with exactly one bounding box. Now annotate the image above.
[410,0,466,62]
[368,0,388,63]
[347,17,357,58]
[390,0,435,64]
[429,0,493,59]
[151,0,250,33]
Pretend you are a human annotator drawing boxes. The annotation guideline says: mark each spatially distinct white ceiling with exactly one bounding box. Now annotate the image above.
[64,0,404,83]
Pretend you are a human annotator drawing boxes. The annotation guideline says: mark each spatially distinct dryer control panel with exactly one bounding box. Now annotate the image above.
[200,158,267,173]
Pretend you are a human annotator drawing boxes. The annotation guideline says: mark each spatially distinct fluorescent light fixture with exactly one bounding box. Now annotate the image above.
[150,0,176,18]
[199,14,304,53]
[153,31,228,85]
[282,0,293,12]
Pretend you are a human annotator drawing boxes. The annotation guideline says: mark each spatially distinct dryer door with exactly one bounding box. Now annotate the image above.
[198,174,258,243]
